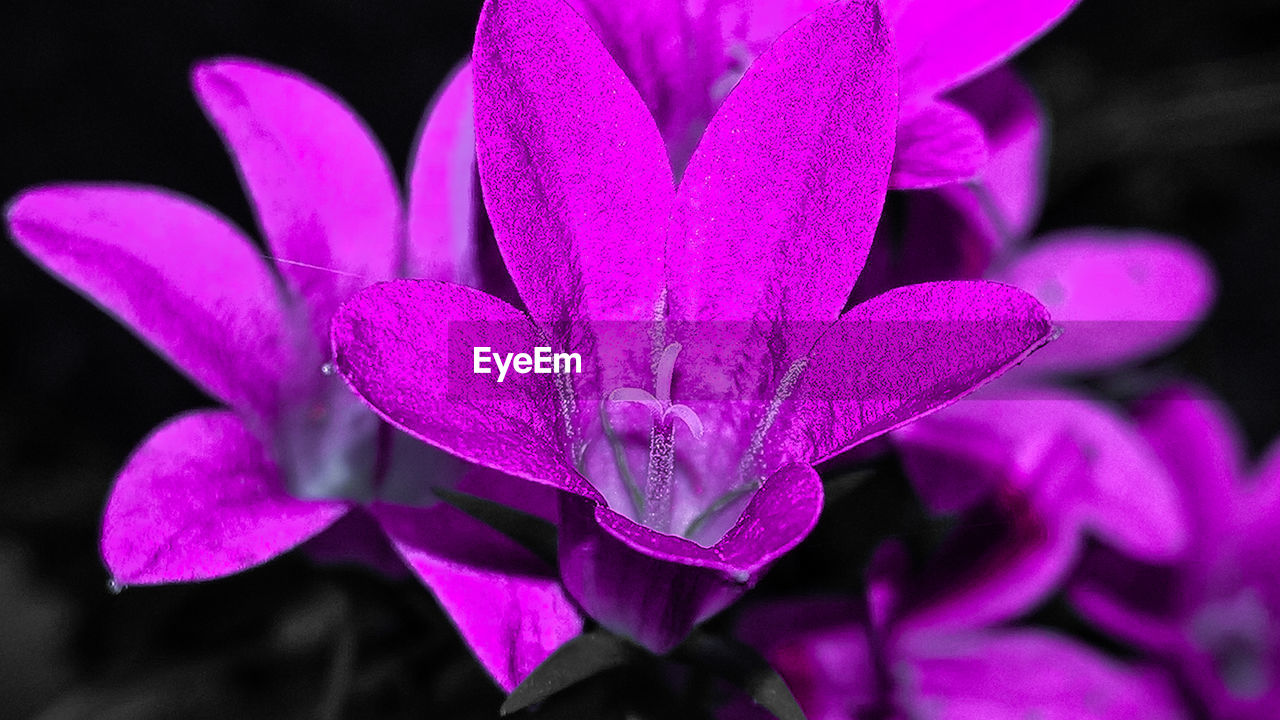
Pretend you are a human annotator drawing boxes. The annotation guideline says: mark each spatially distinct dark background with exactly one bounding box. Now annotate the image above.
[1,1,1278,718]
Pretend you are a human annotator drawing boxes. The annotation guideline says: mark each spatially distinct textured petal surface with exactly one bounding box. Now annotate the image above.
[102,410,347,584]
[331,279,596,498]
[194,57,401,343]
[900,628,1188,719]
[895,0,1081,98]
[7,185,293,423]
[407,62,479,285]
[668,0,895,340]
[998,230,1216,374]
[559,464,822,652]
[785,281,1053,464]
[473,0,672,324]
[374,503,582,691]
[889,100,988,189]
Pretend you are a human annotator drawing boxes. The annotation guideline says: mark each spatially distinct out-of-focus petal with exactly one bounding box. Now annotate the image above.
[895,0,1081,98]
[785,281,1052,464]
[473,0,672,325]
[193,57,401,343]
[900,628,1188,719]
[303,506,408,577]
[559,464,822,652]
[900,385,1187,563]
[331,279,599,500]
[1068,543,1190,654]
[102,410,347,585]
[1133,384,1244,559]
[7,185,294,424]
[947,66,1047,241]
[737,598,877,720]
[668,0,895,352]
[406,62,479,285]
[373,503,583,692]
[902,475,1080,630]
[889,101,988,189]
[997,230,1215,374]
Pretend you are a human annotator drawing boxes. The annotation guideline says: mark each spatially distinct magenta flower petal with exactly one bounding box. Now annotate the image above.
[899,67,1048,273]
[890,101,989,189]
[1133,384,1246,565]
[895,0,1081,98]
[947,67,1047,241]
[407,62,479,285]
[788,281,1054,464]
[668,0,895,336]
[559,463,824,651]
[997,230,1216,374]
[1070,384,1280,716]
[904,495,1080,632]
[7,185,293,424]
[903,385,1186,558]
[899,628,1188,719]
[102,410,348,585]
[302,507,409,577]
[741,602,1187,719]
[473,0,672,325]
[330,279,598,499]
[193,57,402,344]
[372,503,583,692]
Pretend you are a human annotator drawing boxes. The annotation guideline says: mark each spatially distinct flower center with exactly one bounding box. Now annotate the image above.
[276,362,455,507]
[606,342,704,534]
[1190,587,1274,700]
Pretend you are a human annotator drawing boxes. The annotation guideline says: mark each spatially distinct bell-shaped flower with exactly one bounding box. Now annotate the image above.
[734,543,1188,719]
[888,67,1214,629]
[565,0,1081,187]
[332,0,1053,652]
[1070,384,1280,719]
[5,58,580,691]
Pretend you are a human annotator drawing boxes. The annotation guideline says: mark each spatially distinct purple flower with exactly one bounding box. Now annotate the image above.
[332,0,1053,652]
[1071,384,1280,718]
[5,58,580,690]
[887,68,1215,629]
[566,0,1080,187]
[736,599,1187,719]
[734,543,1188,719]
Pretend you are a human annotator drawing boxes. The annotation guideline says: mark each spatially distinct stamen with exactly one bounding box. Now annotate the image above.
[738,357,807,480]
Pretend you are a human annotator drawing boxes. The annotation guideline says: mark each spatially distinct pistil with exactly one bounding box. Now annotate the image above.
[607,342,703,533]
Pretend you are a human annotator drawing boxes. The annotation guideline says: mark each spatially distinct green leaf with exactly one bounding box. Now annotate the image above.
[432,487,558,570]
[674,631,808,720]
[501,630,643,715]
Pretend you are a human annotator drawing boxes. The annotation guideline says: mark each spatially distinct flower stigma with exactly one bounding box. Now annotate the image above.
[606,342,704,533]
